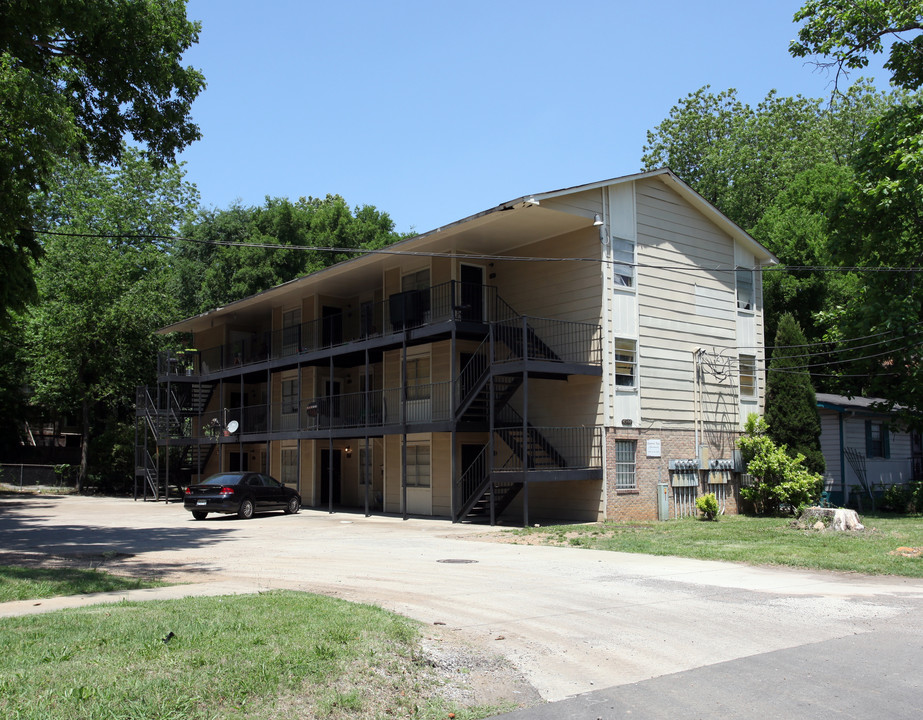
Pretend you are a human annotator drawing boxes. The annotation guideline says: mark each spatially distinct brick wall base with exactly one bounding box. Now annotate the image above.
[605,427,741,522]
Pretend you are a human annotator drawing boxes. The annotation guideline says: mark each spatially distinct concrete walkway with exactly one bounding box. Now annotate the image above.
[2,493,922,716]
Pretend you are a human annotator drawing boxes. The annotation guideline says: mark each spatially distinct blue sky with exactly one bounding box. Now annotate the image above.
[178,0,892,236]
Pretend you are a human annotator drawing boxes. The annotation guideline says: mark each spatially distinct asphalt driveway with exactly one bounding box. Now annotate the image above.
[2,493,922,716]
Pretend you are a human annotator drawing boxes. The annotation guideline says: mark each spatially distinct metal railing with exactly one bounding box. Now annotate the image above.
[159,281,602,377]
[495,426,603,472]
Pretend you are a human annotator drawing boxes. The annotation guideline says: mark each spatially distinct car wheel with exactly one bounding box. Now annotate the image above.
[284,496,300,514]
[191,510,208,520]
[238,498,255,520]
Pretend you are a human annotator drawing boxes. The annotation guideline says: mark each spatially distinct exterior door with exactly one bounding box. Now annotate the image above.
[460,264,485,321]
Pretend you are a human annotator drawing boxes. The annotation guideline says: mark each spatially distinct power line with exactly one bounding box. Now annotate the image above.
[30,228,923,274]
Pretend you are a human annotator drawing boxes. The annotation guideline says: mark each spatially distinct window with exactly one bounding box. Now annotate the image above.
[736,267,753,311]
[614,440,636,490]
[614,340,636,387]
[281,448,298,486]
[402,268,430,292]
[739,355,756,398]
[405,355,431,400]
[359,446,372,485]
[282,308,301,354]
[612,237,635,287]
[405,444,431,488]
[282,378,298,415]
[866,421,891,458]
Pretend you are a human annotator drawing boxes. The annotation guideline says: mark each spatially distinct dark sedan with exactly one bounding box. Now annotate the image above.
[183,472,301,520]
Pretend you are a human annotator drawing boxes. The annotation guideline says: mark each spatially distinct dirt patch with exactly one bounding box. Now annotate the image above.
[421,625,543,710]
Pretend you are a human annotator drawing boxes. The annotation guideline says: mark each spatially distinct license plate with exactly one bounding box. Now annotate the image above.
[196,500,206,506]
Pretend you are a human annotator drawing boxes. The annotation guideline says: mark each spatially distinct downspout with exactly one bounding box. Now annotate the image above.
[838,411,846,503]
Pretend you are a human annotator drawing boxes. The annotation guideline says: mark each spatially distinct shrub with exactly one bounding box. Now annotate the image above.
[738,414,824,515]
[696,492,719,521]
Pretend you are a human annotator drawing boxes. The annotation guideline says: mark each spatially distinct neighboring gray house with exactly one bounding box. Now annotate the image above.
[817,393,923,505]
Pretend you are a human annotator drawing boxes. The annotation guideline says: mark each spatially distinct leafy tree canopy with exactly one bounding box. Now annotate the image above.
[642,82,892,233]
[174,195,407,316]
[790,0,923,91]
[0,0,204,326]
[26,148,199,489]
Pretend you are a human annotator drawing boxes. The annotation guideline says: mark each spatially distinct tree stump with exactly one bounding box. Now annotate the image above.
[800,507,864,531]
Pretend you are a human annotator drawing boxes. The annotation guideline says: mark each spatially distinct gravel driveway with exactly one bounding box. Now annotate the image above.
[3,493,923,705]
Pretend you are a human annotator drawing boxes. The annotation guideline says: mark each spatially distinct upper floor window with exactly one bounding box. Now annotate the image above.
[403,268,430,292]
[282,308,301,354]
[612,237,635,288]
[282,378,298,415]
[405,356,431,400]
[614,339,637,387]
[736,267,753,311]
[739,355,756,399]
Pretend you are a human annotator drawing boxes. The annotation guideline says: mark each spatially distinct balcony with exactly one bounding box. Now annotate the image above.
[159,281,602,379]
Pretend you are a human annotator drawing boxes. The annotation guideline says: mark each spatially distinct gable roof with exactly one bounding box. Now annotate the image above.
[159,168,776,334]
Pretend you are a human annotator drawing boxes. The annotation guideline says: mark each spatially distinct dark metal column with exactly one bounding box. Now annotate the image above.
[401,329,408,521]
[364,347,371,517]
[450,321,457,521]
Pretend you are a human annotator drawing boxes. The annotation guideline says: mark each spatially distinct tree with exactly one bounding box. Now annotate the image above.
[790,0,923,91]
[26,149,199,491]
[765,314,825,474]
[825,96,923,424]
[738,415,824,515]
[790,1,923,423]
[642,82,892,357]
[174,195,406,317]
[0,0,205,326]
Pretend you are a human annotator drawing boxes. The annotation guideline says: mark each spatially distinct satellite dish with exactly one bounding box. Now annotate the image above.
[226,420,240,434]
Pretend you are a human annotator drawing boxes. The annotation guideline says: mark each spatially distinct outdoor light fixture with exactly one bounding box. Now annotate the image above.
[593,213,604,226]
[345,445,352,458]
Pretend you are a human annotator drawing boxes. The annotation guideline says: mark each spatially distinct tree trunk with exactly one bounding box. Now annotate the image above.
[78,394,89,493]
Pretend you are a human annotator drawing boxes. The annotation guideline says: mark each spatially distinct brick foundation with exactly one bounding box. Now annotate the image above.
[605,427,741,521]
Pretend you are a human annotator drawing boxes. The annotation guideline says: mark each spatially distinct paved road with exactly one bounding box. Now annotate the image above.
[2,494,922,717]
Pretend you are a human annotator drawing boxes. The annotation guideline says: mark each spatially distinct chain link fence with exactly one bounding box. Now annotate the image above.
[0,463,78,489]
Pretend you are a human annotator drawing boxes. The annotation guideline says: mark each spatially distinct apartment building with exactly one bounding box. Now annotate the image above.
[136,169,775,523]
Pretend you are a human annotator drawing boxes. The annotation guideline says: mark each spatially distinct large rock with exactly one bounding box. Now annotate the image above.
[800,506,864,531]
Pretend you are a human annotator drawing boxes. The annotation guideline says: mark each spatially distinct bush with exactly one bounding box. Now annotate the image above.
[738,414,824,515]
[882,482,923,514]
[696,492,719,521]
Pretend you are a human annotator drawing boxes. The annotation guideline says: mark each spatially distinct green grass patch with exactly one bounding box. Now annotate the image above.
[507,513,923,576]
[0,591,507,720]
[0,565,164,603]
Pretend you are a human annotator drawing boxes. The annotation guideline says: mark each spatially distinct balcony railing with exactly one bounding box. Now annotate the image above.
[496,426,603,472]
[159,281,602,377]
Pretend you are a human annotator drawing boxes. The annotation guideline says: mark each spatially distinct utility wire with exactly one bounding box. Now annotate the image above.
[30,228,923,274]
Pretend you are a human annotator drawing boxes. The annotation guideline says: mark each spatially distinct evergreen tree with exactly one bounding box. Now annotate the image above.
[765,314,825,475]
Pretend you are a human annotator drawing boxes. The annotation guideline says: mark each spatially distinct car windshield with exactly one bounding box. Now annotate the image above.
[201,474,244,486]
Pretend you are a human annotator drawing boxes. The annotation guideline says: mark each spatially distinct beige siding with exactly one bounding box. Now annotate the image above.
[496,227,602,325]
[509,376,602,427]
[432,432,452,516]
[504,479,603,522]
[635,179,743,434]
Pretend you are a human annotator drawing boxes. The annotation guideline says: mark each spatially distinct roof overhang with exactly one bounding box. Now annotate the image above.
[159,168,777,335]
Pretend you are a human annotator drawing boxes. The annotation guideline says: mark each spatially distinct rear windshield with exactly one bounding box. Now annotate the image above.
[202,474,243,486]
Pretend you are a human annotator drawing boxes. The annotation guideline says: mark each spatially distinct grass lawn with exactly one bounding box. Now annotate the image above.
[503,512,923,577]
[0,590,509,720]
[0,565,164,603]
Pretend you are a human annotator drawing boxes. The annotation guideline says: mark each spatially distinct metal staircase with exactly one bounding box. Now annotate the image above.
[134,382,216,500]
[452,317,574,522]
